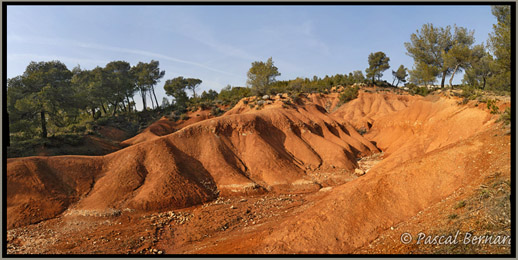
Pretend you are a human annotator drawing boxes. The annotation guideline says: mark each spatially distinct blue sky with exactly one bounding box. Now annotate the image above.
[7,5,497,110]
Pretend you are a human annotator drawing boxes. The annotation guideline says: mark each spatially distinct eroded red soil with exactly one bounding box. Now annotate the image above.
[5,88,511,255]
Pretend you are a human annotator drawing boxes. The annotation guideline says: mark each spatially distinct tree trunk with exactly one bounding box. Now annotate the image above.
[392,78,396,86]
[140,89,147,111]
[482,77,487,90]
[151,85,159,108]
[101,103,107,115]
[396,79,400,87]
[440,71,447,88]
[112,103,118,116]
[150,89,156,109]
[449,65,459,89]
[121,99,127,113]
[40,110,47,138]
[91,108,96,119]
[126,95,132,112]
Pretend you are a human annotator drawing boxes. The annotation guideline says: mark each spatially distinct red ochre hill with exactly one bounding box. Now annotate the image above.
[6,87,511,255]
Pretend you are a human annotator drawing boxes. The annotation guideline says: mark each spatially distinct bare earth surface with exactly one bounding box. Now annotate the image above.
[6,88,511,255]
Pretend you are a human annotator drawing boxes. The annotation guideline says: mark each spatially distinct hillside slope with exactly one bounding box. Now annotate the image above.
[7,100,378,229]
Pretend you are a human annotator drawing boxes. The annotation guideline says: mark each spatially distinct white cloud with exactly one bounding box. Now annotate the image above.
[7,53,108,68]
[8,34,238,77]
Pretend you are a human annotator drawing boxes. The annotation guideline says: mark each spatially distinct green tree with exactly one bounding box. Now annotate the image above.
[161,97,170,108]
[351,70,366,84]
[365,51,390,84]
[186,78,202,98]
[405,24,452,88]
[71,66,106,119]
[246,57,281,96]
[443,27,476,88]
[103,61,135,115]
[392,65,408,87]
[7,76,40,138]
[147,60,166,108]
[487,5,511,91]
[164,76,189,108]
[463,53,493,89]
[90,66,110,115]
[19,61,75,138]
[200,89,219,101]
[405,23,476,88]
[131,60,165,110]
[409,61,439,88]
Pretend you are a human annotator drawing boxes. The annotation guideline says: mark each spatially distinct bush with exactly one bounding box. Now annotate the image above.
[486,99,499,114]
[498,107,511,125]
[410,85,430,96]
[356,127,367,135]
[289,93,303,105]
[66,124,87,133]
[218,86,252,105]
[179,114,190,121]
[197,101,212,110]
[448,213,458,219]
[338,86,359,105]
[460,85,481,100]
[454,200,466,209]
[210,107,224,117]
[375,80,392,88]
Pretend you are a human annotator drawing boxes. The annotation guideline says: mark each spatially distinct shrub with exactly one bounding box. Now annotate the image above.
[338,86,359,105]
[180,114,190,121]
[410,86,430,96]
[198,101,211,110]
[498,107,511,125]
[290,93,302,105]
[356,127,367,135]
[448,213,458,219]
[454,200,466,209]
[210,107,224,117]
[486,99,499,114]
[460,85,481,100]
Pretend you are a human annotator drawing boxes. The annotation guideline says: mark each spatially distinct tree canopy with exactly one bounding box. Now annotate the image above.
[246,57,281,96]
[405,23,476,88]
[392,65,408,87]
[186,78,203,99]
[487,5,511,91]
[365,51,390,84]
[16,61,74,138]
[163,76,191,108]
[131,60,165,110]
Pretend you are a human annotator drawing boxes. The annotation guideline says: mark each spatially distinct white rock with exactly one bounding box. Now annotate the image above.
[354,168,365,176]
